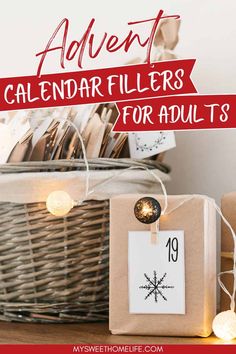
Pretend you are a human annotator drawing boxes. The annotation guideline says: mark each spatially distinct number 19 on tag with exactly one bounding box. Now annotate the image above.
[166,237,178,262]
[128,230,185,314]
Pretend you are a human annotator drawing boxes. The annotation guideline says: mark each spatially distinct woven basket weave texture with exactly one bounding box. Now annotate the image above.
[0,158,169,322]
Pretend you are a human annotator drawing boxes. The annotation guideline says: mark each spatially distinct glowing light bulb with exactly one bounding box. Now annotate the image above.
[134,197,161,224]
[213,310,236,341]
[46,190,74,217]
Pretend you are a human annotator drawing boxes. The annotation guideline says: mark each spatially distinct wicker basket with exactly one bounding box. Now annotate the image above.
[0,158,170,323]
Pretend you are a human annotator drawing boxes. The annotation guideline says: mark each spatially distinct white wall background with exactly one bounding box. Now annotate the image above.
[162,3,236,286]
[164,0,236,204]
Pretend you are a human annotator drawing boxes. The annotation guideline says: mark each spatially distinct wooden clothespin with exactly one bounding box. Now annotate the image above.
[150,219,160,245]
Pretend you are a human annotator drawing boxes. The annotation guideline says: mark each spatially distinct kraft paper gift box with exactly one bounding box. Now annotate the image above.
[109,194,217,337]
[220,192,236,312]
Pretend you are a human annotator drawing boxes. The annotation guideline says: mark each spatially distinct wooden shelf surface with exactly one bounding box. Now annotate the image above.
[0,322,235,344]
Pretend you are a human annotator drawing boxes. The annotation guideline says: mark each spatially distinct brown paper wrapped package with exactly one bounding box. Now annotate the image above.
[221,192,236,311]
[110,194,216,337]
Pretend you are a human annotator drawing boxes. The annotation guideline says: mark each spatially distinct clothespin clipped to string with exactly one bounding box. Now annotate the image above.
[134,197,162,245]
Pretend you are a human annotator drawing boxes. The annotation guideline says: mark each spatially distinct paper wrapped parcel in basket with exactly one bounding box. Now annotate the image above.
[0,158,170,323]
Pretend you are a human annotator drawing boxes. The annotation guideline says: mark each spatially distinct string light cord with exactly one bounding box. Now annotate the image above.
[79,166,236,314]
[28,114,90,199]
[30,113,168,212]
[59,119,90,199]
[74,165,168,215]
[35,112,236,337]
[214,202,236,312]
[39,114,169,217]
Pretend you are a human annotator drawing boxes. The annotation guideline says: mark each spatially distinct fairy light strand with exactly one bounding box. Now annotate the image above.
[38,112,236,340]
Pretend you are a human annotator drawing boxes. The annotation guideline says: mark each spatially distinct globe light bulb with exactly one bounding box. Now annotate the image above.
[213,310,236,341]
[46,190,74,217]
[134,197,162,224]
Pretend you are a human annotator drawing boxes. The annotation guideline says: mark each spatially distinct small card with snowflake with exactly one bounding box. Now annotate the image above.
[128,132,176,159]
[128,230,185,314]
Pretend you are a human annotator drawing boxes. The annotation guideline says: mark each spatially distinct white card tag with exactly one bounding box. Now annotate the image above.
[128,230,185,314]
[128,132,176,159]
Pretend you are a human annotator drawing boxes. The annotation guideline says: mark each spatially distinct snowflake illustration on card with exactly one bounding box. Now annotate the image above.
[128,231,185,314]
[139,271,174,303]
[128,132,176,159]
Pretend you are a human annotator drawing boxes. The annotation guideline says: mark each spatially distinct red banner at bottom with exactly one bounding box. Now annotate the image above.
[114,95,236,131]
[0,344,235,354]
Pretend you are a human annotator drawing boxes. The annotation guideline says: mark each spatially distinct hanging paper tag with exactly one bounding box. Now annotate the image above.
[128,132,176,159]
[128,230,185,314]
